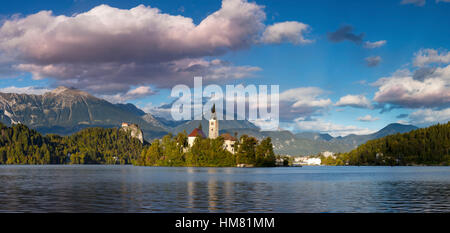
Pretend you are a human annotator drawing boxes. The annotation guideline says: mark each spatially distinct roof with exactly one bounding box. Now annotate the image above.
[188,128,206,138]
[221,133,237,141]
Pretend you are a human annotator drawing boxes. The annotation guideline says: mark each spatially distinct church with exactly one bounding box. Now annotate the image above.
[187,104,237,154]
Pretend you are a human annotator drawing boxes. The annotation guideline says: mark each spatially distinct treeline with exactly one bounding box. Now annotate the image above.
[321,122,450,166]
[133,133,276,167]
[0,123,276,167]
[0,123,143,165]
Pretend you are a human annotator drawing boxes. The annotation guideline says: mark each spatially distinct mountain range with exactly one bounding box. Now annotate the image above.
[0,86,418,155]
[0,87,167,138]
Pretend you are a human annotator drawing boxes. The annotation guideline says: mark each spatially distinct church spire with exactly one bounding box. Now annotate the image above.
[210,103,217,120]
[209,103,219,139]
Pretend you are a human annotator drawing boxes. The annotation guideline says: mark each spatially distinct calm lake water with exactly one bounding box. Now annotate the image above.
[0,165,449,213]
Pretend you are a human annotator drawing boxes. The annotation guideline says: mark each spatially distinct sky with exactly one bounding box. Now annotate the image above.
[0,0,449,136]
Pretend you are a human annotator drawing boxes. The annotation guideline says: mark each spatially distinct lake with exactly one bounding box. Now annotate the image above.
[0,165,449,213]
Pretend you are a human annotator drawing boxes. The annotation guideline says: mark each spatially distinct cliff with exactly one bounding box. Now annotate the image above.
[120,123,144,143]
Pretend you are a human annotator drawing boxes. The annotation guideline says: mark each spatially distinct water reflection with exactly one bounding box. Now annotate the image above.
[0,165,449,212]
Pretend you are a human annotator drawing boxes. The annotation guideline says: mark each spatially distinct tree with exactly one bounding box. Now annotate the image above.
[236,135,257,165]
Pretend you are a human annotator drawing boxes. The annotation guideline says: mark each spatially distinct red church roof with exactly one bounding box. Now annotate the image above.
[188,128,206,138]
[221,133,237,141]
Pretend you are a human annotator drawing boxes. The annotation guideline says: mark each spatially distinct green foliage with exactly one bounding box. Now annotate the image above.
[322,122,450,166]
[134,133,276,167]
[0,123,276,167]
[256,137,276,167]
[62,127,143,164]
[236,135,257,165]
[0,123,64,164]
[0,123,143,165]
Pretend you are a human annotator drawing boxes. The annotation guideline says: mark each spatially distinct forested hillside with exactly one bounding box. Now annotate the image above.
[322,122,450,166]
[0,123,143,164]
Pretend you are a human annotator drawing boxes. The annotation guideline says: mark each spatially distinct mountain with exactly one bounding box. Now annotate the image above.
[154,116,188,128]
[220,128,353,155]
[0,86,420,154]
[171,119,259,135]
[295,132,333,141]
[0,86,167,139]
[170,117,419,155]
[114,103,146,116]
[330,123,418,147]
[170,119,353,155]
[373,123,419,138]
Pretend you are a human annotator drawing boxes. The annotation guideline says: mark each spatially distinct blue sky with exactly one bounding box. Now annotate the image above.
[0,0,449,136]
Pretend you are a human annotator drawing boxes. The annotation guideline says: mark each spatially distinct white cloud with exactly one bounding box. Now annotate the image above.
[0,86,51,95]
[335,94,372,109]
[0,1,265,65]
[413,49,450,67]
[101,86,156,103]
[373,64,450,108]
[0,0,309,95]
[364,40,386,49]
[279,87,332,120]
[261,21,313,45]
[290,117,375,137]
[357,114,380,122]
[409,108,450,125]
[149,86,332,122]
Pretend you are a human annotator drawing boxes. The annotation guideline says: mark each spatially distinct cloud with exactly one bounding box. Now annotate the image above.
[357,114,379,122]
[412,67,437,81]
[413,49,450,67]
[365,56,382,67]
[0,0,308,96]
[149,85,332,122]
[279,87,332,120]
[373,64,450,109]
[261,21,313,45]
[327,25,364,44]
[0,86,51,95]
[335,94,372,109]
[289,117,375,137]
[0,1,265,65]
[396,113,409,119]
[409,108,450,125]
[401,0,426,6]
[15,58,261,94]
[364,40,387,49]
[101,86,156,103]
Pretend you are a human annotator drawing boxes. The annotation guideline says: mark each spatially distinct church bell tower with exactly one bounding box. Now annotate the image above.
[209,104,219,139]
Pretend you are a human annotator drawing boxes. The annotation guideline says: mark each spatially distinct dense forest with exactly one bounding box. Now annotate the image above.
[0,123,143,165]
[321,122,450,166]
[0,123,275,167]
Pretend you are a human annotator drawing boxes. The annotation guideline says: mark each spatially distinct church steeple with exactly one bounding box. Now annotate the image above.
[211,104,217,120]
[209,104,219,139]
